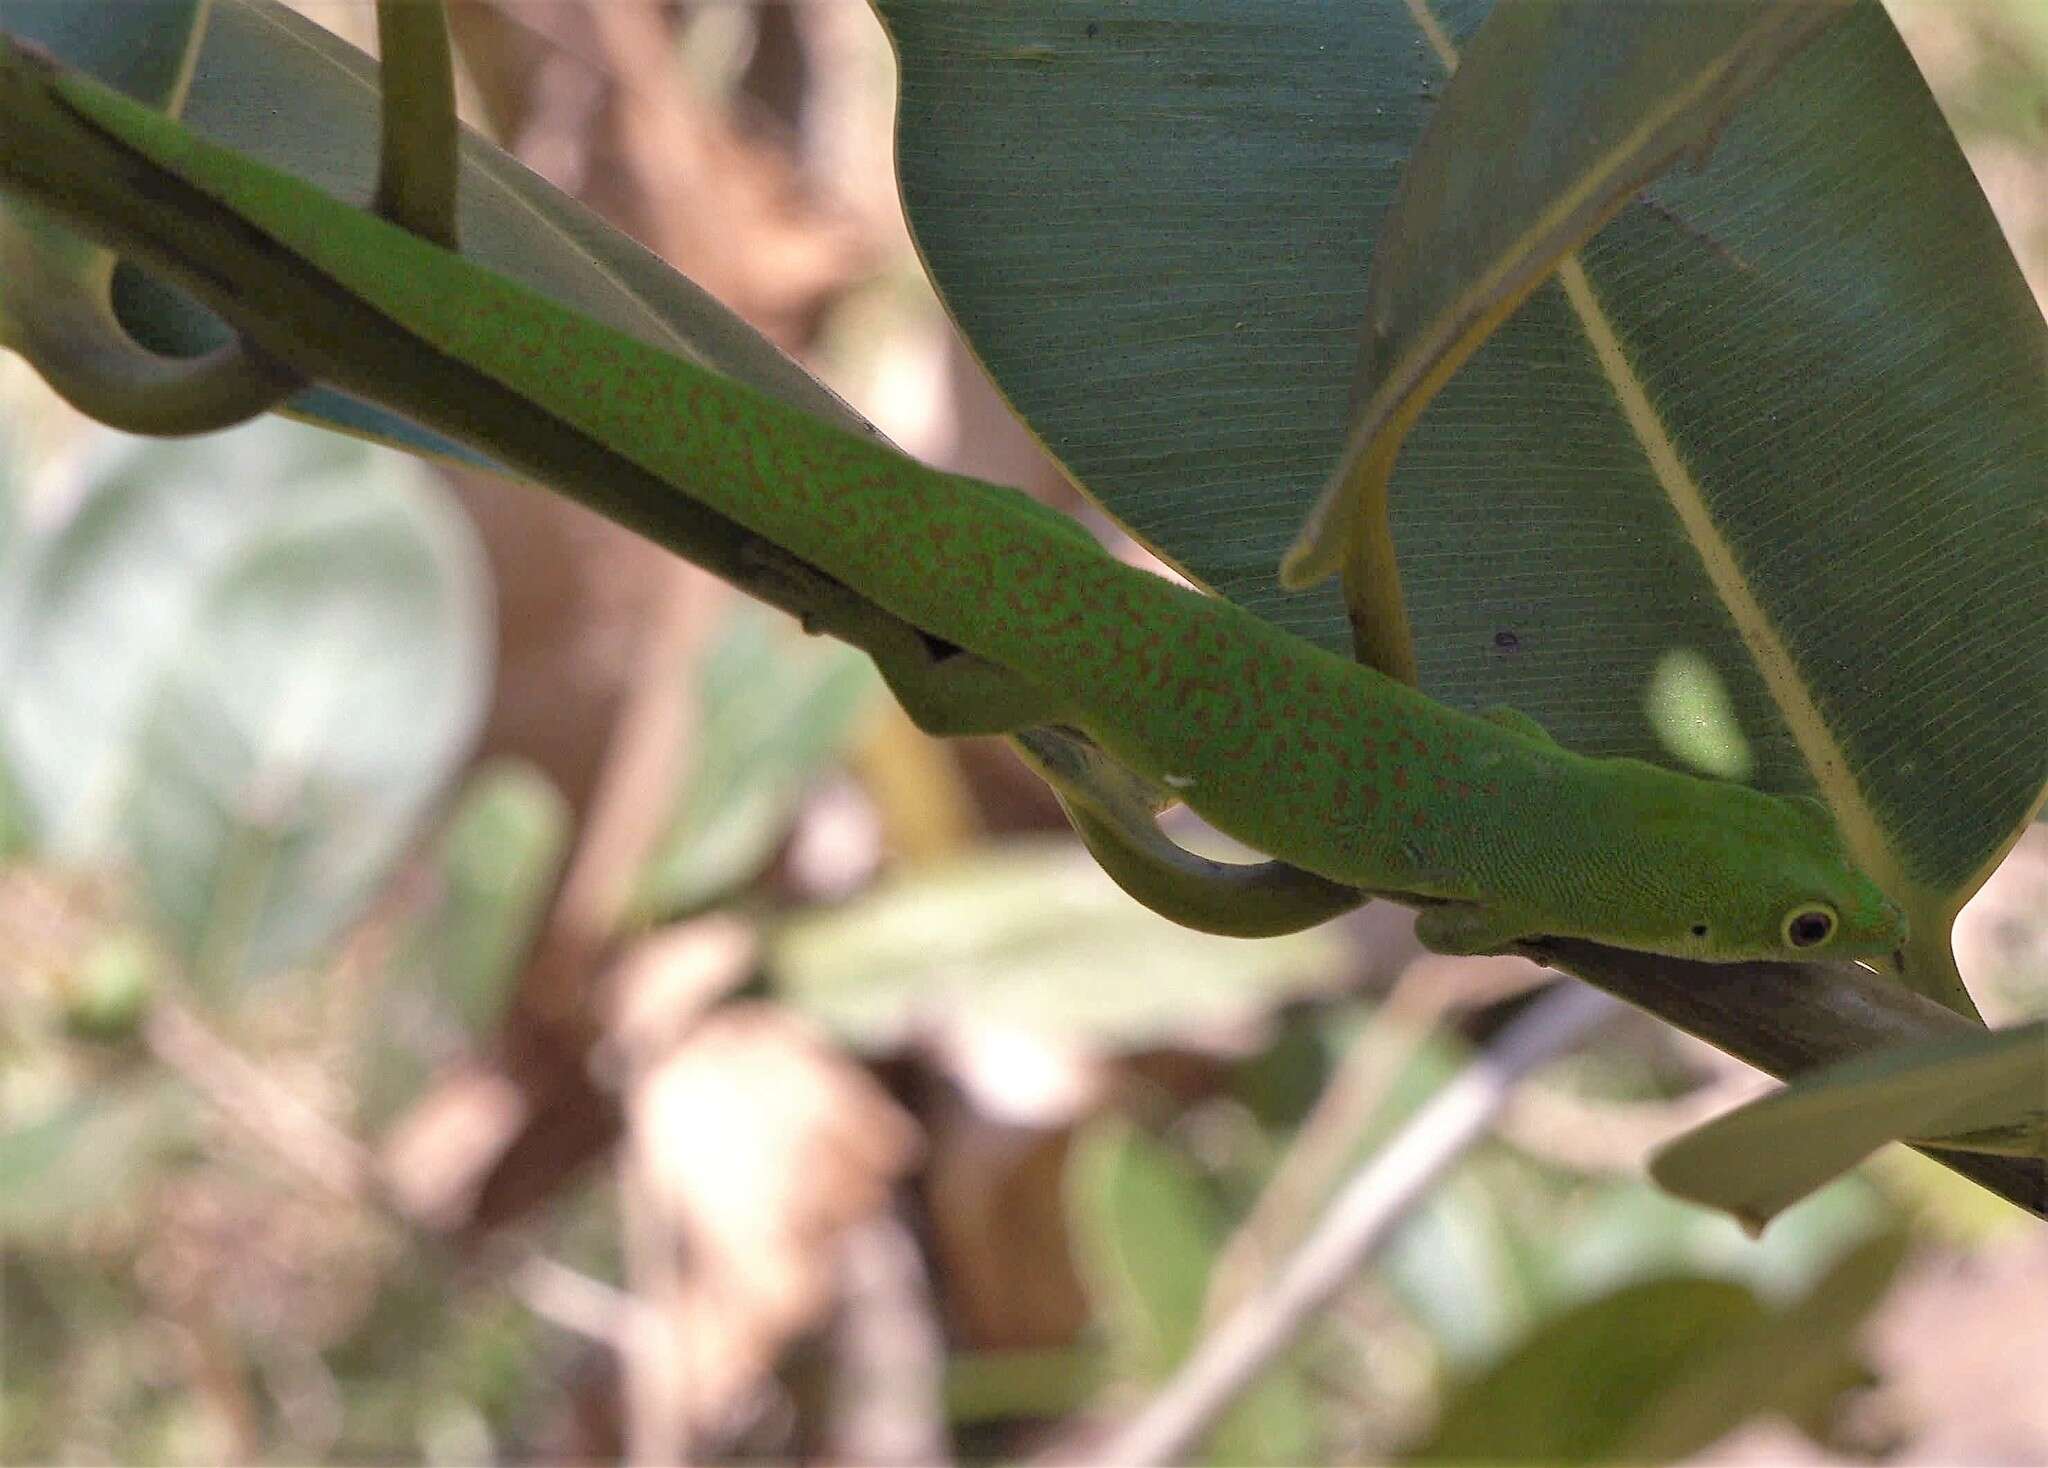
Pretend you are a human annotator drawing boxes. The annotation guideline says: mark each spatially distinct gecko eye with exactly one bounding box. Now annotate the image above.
[1782,904,1837,949]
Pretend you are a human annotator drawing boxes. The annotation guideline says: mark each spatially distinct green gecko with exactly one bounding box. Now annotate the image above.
[12,52,1907,963]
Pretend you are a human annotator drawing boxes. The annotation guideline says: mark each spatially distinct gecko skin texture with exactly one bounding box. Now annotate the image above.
[57,72,1907,963]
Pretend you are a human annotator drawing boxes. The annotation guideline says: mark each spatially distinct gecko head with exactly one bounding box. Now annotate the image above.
[1579,769,1906,963]
[1646,790,1906,963]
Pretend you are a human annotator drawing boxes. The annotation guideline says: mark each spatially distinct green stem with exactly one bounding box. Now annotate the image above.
[373,0,460,250]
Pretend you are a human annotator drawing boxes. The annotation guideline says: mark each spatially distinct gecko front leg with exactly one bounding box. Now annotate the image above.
[737,542,1070,735]
[1412,899,1547,956]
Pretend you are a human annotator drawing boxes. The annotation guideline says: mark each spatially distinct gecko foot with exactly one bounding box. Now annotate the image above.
[1413,901,1541,956]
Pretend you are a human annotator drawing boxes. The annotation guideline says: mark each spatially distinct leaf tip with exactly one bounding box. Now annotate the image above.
[1279,483,1350,590]
[1277,535,1336,590]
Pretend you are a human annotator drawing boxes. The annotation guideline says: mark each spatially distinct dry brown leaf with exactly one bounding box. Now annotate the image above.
[924,1102,1089,1350]
[606,915,759,1071]
[378,1066,527,1230]
[623,1002,921,1429]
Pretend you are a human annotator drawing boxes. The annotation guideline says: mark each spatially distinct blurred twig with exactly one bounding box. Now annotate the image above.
[512,1254,646,1353]
[1090,983,1623,1468]
[144,982,699,1456]
[582,0,859,345]
[1205,957,1547,1318]
[144,995,379,1203]
[826,1208,953,1467]
[603,920,765,1467]
[617,1154,698,1468]
[521,562,721,1029]
[175,1308,263,1465]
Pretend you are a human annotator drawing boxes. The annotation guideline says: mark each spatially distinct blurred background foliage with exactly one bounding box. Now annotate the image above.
[0,2,2043,1464]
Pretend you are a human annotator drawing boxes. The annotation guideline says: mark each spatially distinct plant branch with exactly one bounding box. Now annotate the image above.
[374,0,461,249]
[144,994,381,1203]
[1,34,2039,1220]
[1205,958,1547,1318]
[1532,938,2045,1217]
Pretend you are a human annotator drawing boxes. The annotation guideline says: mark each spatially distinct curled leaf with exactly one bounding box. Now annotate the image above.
[1652,1021,2048,1232]
[1284,0,1852,591]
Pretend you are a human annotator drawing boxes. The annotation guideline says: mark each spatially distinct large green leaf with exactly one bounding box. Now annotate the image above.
[878,0,1405,653]
[1652,1019,2048,1232]
[6,0,864,459]
[0,419,490,986]
[769,839,1346,1053]
[1409,1229,1905,1463]
[0,1,202,105]
[1550,1174,1891,1309]
[409,758,569,1041]
[1287,0,1850,670]
[364,758,568,1123]
[1414,1276,1767,1463]
[1066,1118,1322,1466]
[881,1,2048,1006]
